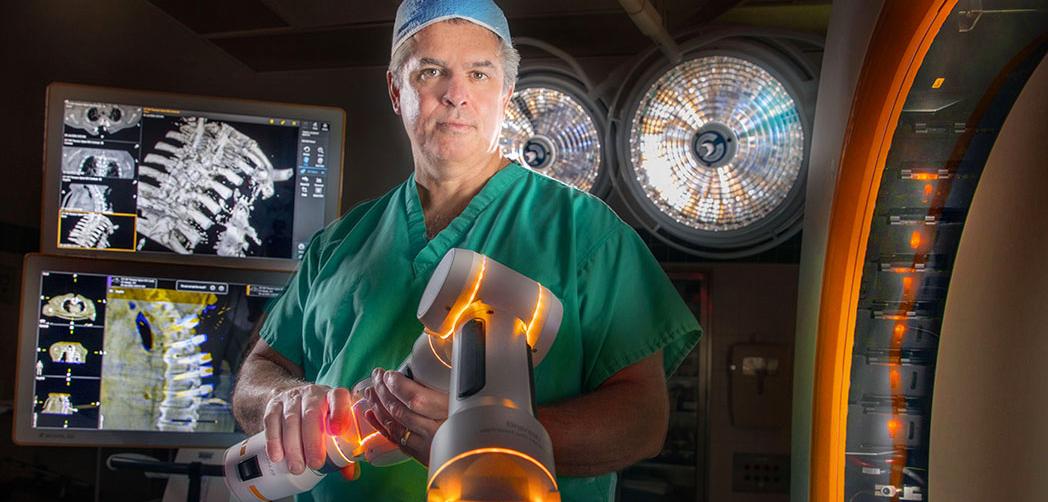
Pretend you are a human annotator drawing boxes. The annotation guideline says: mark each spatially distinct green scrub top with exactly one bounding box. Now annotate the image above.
[260,162,702,502]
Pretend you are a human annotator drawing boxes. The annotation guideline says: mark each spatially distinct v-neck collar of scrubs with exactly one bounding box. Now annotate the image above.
[404,162,526,274]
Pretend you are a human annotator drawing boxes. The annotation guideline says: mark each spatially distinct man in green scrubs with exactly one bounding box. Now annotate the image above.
[231,1,702,500]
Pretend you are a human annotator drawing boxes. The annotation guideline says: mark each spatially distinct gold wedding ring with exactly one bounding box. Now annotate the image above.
[400,429,412,446]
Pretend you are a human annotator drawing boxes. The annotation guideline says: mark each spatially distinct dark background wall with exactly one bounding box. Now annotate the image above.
[0,1,824,500]
[705,264,798,501]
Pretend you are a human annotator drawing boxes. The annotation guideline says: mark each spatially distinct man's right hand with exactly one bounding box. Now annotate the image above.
[262,384,354,474]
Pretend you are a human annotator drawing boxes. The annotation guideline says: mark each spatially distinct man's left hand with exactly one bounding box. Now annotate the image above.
[365,367,448,466]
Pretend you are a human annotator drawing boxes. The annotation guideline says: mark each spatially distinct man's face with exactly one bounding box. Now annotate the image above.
[388,21,512,165]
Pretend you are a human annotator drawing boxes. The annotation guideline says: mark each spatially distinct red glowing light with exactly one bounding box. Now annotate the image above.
[340,461,361,480]
[922,183,934,203]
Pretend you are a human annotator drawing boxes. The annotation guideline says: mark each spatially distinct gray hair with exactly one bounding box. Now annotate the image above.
[388,18,520,92]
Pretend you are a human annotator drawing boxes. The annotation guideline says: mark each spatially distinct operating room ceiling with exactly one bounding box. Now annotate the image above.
[146,0,762,71]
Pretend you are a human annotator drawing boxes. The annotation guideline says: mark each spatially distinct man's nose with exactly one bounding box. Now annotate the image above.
[441,73,469,107]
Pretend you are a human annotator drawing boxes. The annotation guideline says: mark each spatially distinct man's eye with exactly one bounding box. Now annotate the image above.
[472,71,489,81]
[420,68,440,78]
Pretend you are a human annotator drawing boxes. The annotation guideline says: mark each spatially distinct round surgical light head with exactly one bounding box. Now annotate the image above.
[629,55,804,232]
[616,48,812,257]
[500,84,605,193]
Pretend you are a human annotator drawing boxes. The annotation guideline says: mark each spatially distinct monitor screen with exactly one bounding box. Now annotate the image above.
[14,254,291,447]
[42,83,345,270]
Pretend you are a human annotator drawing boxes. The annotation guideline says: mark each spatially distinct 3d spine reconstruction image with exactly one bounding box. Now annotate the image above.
[136,117,294,257]
[100,287,232,433]
[66,213,119,249]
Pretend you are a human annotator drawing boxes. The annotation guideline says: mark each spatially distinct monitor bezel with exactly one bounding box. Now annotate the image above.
[41,82,345,272]
[14,253,292,448]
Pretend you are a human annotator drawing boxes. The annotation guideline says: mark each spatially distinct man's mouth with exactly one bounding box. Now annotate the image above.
[438,121,474,130]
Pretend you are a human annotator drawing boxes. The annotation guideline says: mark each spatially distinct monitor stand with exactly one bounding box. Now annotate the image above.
[106,449,227,502]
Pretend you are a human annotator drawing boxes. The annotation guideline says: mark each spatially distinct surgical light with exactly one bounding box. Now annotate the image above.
[500,85,604,193]
[613,44,815,258]
[629,55,804,232]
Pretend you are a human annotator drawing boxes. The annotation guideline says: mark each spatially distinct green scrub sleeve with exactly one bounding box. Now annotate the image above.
[576,225,703,392]
[258,231,326,366]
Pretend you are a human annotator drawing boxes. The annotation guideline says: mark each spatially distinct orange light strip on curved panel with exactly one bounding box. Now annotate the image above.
[439,256,487,340]
[809,1,956,501]
[352,432,384,458]
[525,285,546,349]
[328,436,355,465]
[248,485,268,501]
[426,447,559,492]
[429,336,453,369]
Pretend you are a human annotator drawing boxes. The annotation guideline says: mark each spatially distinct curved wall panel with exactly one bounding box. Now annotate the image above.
[929,57,1048,502]
[810,0,1047,500]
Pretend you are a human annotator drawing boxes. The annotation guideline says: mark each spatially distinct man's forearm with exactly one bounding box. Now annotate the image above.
[536,354,670,477]
[232,352,308,434]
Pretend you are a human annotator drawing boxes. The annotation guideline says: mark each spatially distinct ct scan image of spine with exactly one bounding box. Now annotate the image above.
[65,213,119,249]
[136,117,294,256]
[99,288,232,433]
[62,147,136,178]
[62,183,113,213]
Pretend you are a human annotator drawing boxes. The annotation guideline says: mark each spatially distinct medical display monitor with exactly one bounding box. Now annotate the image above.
[14,254,291,448]
[42,83,345,270]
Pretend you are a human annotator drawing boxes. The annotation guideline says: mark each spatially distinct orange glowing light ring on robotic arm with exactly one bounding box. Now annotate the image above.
[426,447,559,494]
[432,302,495,369]
[524,285,546,350]
[247,485,267,501]
[328,435,355,465]
[429,335,453,369]
[437,256,488,340]
[351,431,385,458]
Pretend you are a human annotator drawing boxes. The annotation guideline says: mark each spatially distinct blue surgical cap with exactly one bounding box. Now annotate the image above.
[392,0,511,56]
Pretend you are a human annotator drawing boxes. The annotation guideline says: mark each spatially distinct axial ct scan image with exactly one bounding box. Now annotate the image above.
[64,101,143,140]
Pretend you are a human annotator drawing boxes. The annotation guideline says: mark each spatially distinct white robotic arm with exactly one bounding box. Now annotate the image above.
[223,249,562,502]
[419,248,562,502]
